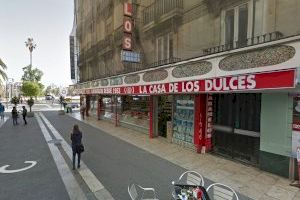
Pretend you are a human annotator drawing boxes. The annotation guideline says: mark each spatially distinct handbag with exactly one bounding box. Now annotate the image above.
[76,144,84,153]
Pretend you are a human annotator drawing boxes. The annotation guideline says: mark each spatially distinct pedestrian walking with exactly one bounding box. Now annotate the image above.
[71,124,83,170]
[22,106,27,125]
[0,103,5,120]
[80,103,86,120]
[11,107,18,125]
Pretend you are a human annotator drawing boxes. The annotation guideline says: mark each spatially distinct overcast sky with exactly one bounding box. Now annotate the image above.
[0,0,74,87]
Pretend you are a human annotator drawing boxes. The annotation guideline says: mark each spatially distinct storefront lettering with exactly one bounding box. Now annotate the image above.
[169,83,179,93]
[113,88,121,94]
[205,75,256,91]
[182,81,200,93]
[149,84,166,94]
[124,87,134,94]
[76,70,295,95]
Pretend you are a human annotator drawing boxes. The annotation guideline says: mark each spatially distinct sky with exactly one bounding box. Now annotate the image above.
[0,0,74,87]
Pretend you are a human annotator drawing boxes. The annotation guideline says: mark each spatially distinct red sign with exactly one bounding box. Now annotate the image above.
[124,3,132,17]
[76,69,296,95]
[123,3,133,50]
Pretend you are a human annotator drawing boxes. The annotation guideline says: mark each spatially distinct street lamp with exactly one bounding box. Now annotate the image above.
[25,38,37,66]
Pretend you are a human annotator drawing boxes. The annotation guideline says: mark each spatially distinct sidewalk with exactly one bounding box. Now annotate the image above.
[70,112,300,200]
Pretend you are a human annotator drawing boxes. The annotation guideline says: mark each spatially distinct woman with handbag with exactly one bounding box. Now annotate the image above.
[71,124,83,170]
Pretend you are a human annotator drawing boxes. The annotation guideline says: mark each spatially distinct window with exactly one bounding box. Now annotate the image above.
[156,33,173,62]
[222,1,253,48]
[213,93,261,132]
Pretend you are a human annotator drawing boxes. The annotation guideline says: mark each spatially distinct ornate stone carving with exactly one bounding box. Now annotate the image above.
[219,45,296,71]
[172,61,212,78]
[124,74,140,84]
[110,77,123,86]
[143,69,168,82]
[101,79,109,86]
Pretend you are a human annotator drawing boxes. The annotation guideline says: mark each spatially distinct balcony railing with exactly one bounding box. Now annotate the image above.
[143,0,183,26]
[203,31,284,55]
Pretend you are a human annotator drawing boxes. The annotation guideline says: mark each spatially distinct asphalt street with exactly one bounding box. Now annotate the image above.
[43,111,252,200]
[0,114,70,200]
[43,111,186,199]
[0,109,252,200]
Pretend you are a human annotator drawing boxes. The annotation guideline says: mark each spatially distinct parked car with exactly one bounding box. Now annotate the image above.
[45,95,54,100]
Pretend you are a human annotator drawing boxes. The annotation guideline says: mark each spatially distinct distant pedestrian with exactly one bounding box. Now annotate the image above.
[22,106,27,125]
[71,124,83,170]
[0,103,5,120]
[11,107,18,125]
[80,103,86,120]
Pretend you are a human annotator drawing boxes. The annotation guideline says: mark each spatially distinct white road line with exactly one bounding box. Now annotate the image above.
[36,113,87,200]
[39,112,114,200]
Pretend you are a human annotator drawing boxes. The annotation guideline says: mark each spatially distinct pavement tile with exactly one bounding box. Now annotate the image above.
[258,194,280,200]
[266,185,296,200]
[293,191,300,200]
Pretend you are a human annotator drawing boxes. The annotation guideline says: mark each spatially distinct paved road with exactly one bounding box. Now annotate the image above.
[0,115,70,200]
[43,111,252,200]
[43,111,186,199]
[0,110,252,199]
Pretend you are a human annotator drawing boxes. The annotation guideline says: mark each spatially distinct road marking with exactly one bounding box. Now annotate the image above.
[0,117,8,128]
[0,161,37,174]
[36,113,87,200]
[39,112,114,200]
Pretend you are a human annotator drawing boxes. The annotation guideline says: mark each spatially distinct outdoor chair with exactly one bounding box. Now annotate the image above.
[171,171,204,199]
[207,183,239,200]
[128,183,159,200]
[177,171,205,186]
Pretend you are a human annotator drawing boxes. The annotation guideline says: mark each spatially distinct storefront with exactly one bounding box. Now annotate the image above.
[73,39,300,177]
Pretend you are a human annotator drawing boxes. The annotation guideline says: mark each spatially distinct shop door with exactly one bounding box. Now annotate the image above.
[212,94,261,165]
[157,96,172,137]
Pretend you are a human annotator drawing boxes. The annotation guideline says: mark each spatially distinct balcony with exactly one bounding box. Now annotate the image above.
[142,0,183,32]
[203,31,284,55]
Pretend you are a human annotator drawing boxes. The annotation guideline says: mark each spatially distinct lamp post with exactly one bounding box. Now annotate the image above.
[25,38,37,66]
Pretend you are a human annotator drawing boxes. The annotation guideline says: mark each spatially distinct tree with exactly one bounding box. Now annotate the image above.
[21,65,43,82]
[21,65,44,96]
[11,96,19,106]
[0,58,7,84]
[21,81,40,112]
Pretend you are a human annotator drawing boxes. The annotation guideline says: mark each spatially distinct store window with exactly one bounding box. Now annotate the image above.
[120,96,150,130]
[90,96,97,117]
[173,95,195,144]
[222,1,253,48]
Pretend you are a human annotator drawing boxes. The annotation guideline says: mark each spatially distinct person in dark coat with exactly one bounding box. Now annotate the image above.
[22,106,27,125]
[11,106,18,125]
[70,124,83,170]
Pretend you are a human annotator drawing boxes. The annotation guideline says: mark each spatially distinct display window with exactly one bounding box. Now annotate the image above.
[90,96,97,117]
[119,95,150,129]
[172,95,195,143]
[102,96,114,120]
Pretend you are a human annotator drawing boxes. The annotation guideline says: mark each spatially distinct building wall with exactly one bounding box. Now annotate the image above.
[260,93,293,177]
[76,0,300,82]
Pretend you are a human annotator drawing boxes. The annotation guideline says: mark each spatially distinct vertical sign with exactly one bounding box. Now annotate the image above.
[205,94,213,151]
[123,3,133,50]
[69,36,75,79]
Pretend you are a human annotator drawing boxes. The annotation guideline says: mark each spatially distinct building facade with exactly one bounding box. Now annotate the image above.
[70,0,300,178]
